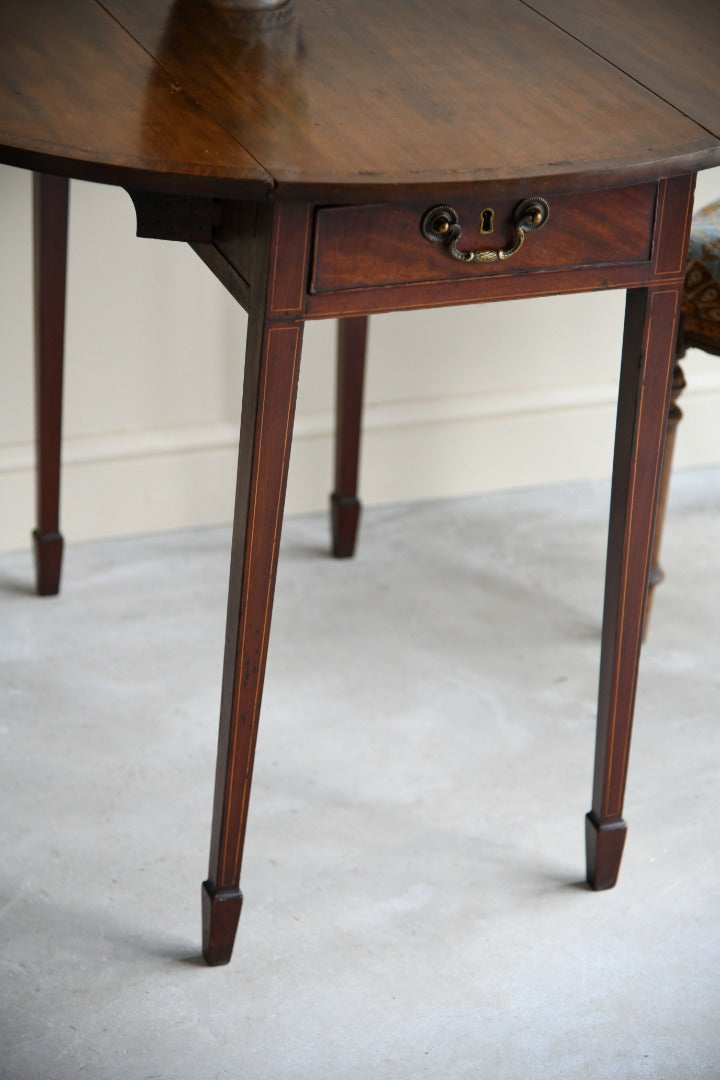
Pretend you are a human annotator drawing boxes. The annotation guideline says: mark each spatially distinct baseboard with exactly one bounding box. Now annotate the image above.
[3,376,720,554]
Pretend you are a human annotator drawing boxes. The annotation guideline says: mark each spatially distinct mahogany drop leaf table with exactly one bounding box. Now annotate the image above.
[2,0,719,965]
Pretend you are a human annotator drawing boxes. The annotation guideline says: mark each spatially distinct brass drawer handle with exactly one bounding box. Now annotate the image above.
[421,197,550,263]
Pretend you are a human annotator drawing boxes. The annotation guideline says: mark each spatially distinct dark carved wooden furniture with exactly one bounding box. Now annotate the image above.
[2,0,719,966]
[646,200,720,628]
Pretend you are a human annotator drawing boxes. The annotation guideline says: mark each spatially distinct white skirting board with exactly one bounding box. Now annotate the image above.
[3,375,720,554]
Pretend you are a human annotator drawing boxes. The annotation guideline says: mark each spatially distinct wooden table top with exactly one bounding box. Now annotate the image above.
[1,0,719,200]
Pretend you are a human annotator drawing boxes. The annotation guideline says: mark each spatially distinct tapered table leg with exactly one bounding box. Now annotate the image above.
[331,315,367,558]
[203,302,304,966]
[32,173,68,596]
[587,285,683,889]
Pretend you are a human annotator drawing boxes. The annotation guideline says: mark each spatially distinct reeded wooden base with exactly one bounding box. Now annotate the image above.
[202,881,244,966]
[585,813,627,890]
[32,529,64,596]
[330,493,361,558]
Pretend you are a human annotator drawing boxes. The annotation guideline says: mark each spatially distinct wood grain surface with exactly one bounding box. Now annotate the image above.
[1,0,718,198]
[310,184,658,293]
[0,0,271,194]
[527,0,720,137]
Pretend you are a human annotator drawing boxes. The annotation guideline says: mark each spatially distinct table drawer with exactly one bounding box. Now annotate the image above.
[310,183,657,294]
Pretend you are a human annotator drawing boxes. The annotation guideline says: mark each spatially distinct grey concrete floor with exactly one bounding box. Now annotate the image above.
[1,472,719,1079]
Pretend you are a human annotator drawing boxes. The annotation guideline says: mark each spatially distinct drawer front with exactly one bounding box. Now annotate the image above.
[310,184,657,294]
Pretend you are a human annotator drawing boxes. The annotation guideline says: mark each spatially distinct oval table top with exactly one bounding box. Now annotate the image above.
[1,0,719,200]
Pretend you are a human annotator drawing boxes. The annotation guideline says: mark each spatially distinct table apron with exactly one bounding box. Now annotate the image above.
[301,176,693,320]
[303,260,682,320]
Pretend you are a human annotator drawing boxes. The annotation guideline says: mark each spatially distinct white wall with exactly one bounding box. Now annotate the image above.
[2,164,720,553]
